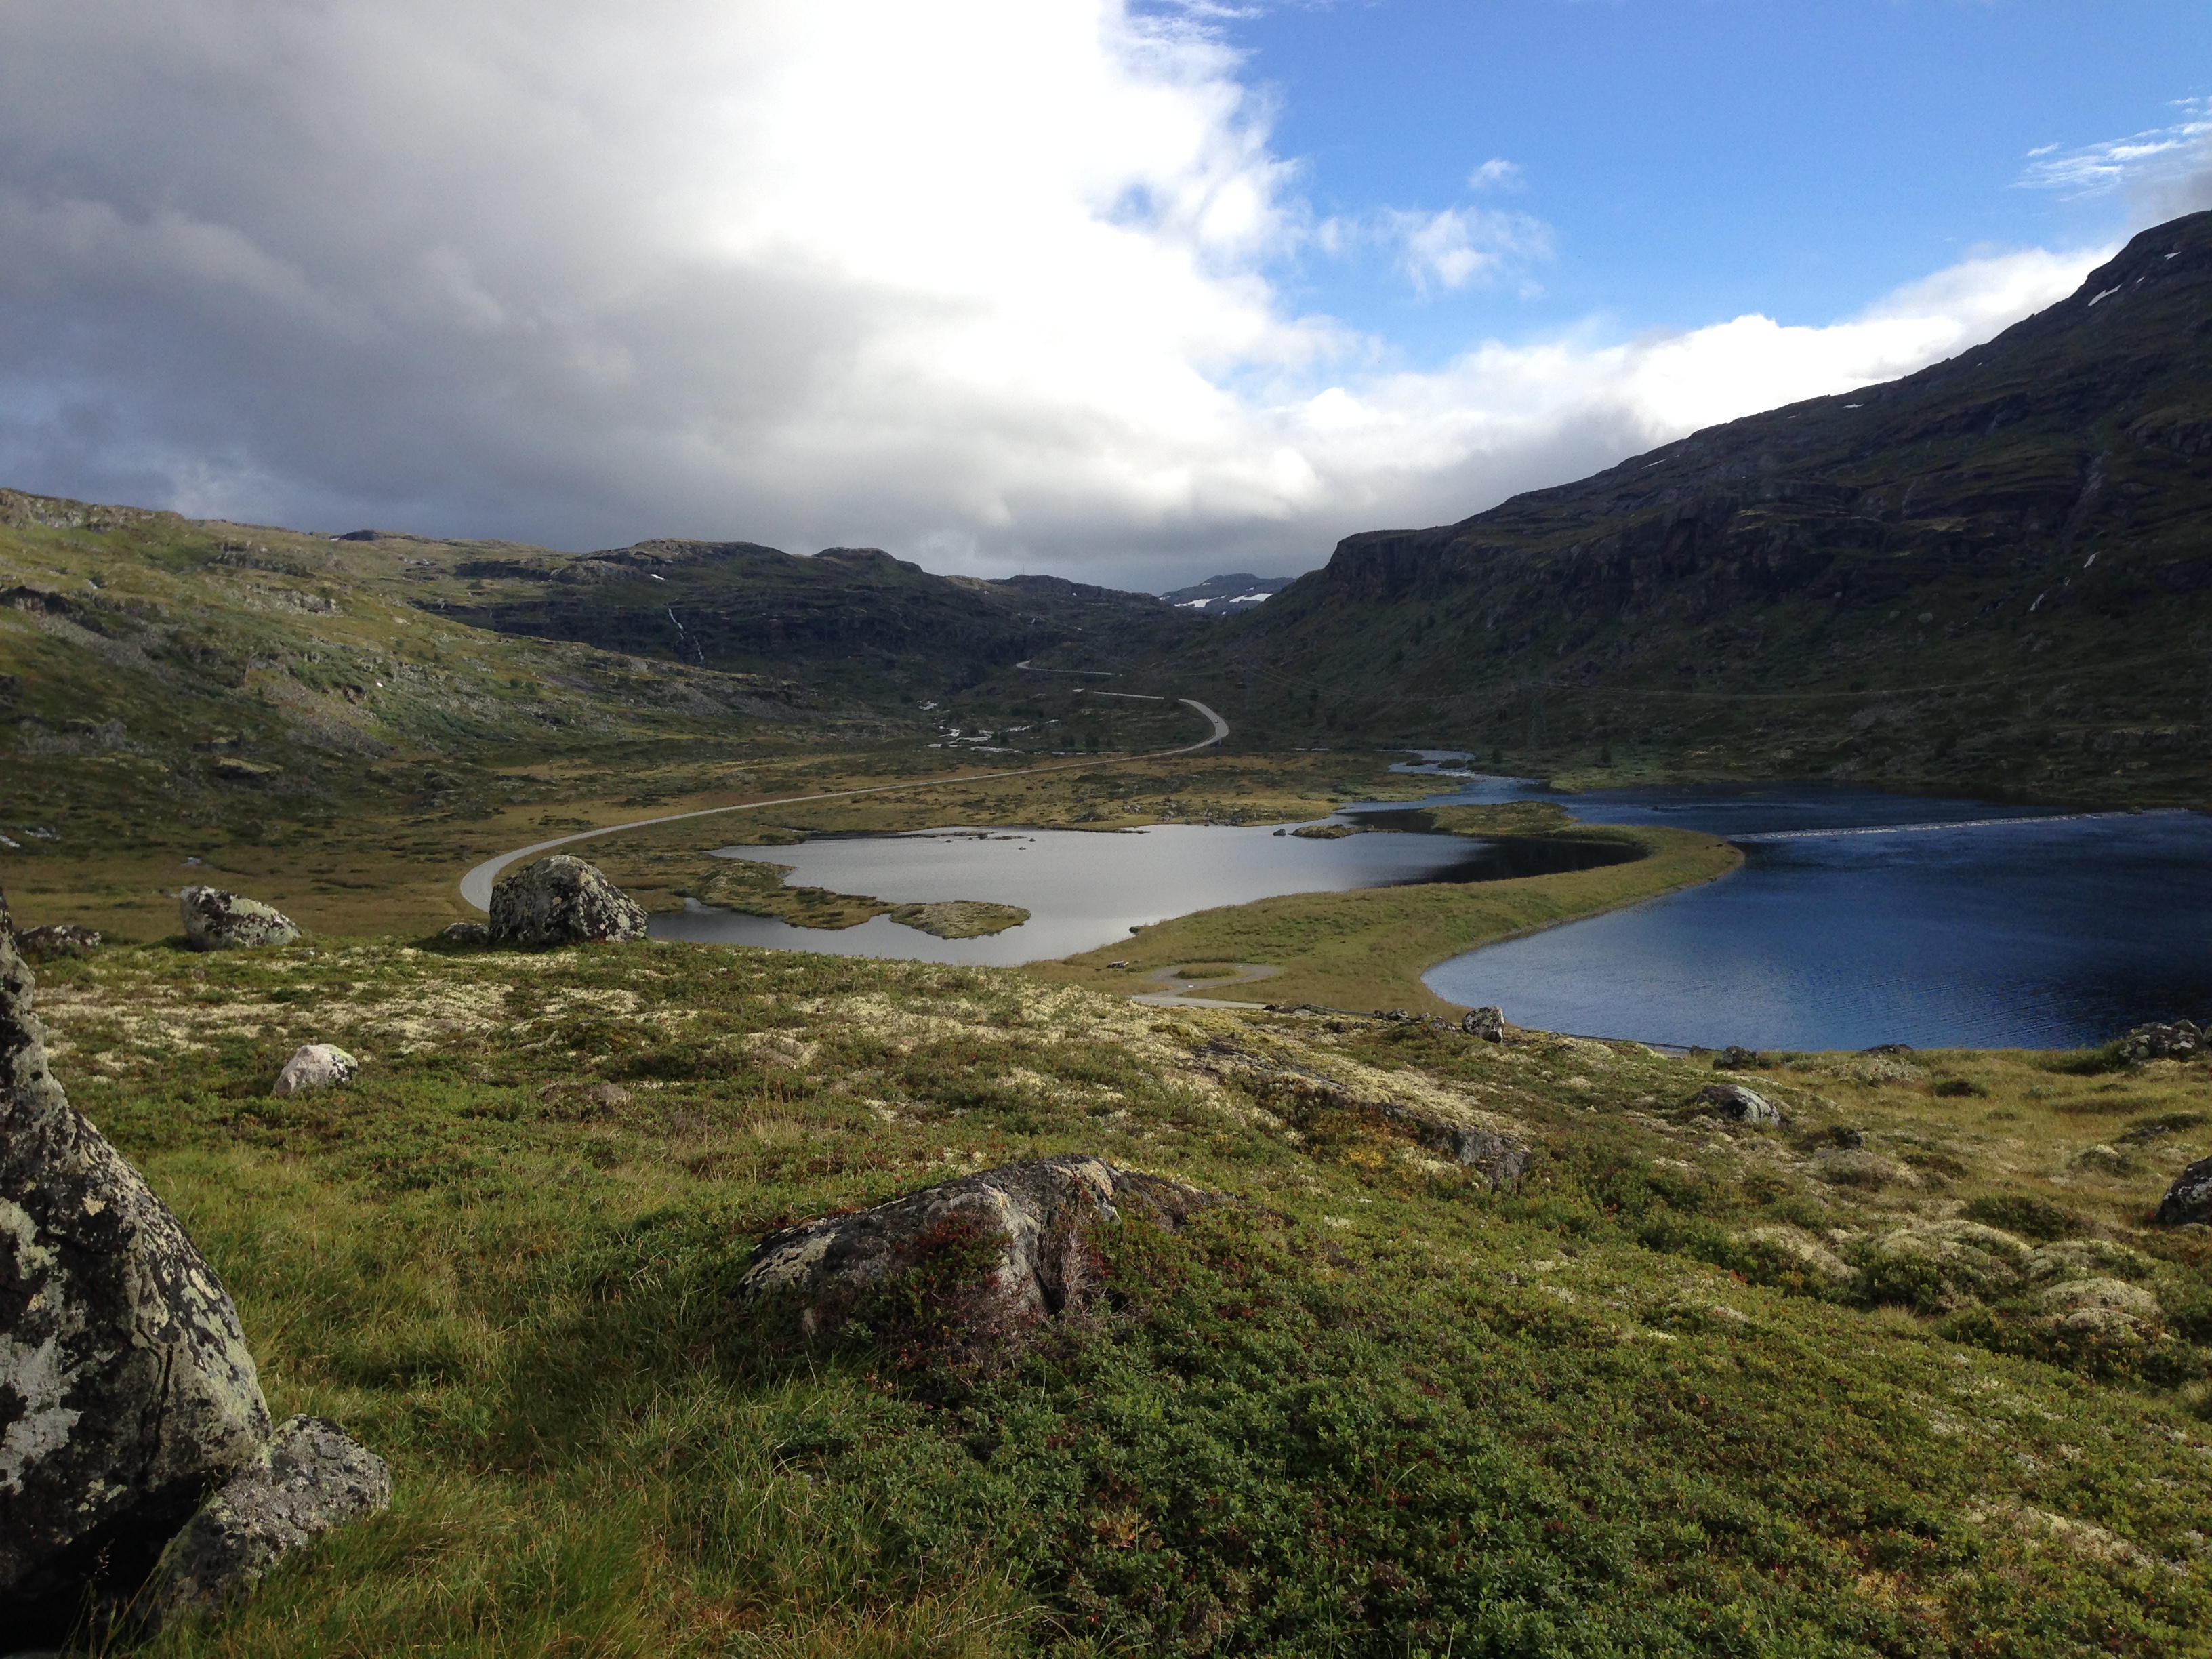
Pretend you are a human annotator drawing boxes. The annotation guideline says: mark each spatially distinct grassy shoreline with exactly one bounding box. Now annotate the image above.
[1031,825,1742,1017]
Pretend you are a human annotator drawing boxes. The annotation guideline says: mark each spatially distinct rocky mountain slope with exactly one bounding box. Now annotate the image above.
[428,535,1207,697]
[1170,211,2212,802]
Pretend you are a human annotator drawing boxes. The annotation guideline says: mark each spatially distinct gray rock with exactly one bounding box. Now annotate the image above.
[0,890,270,1633]
[137,1416,390,1632]
[178,886,300,951]
[1460,1006,1505,1041]
[271,1044,356,1098]
[487,855,647,948]
[740,1155,1214,1345]
[1433,1123,1532,1188]
[2154,1155,2212,1227]
[9,925,99,961]
[1713,1045,1767,1070]
[436,920,493,948]
[1699,1082,1780,1124]
[2118,1019,2204,1063]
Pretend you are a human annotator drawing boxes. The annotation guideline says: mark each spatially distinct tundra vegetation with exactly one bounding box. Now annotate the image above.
[22,932,2212,1656]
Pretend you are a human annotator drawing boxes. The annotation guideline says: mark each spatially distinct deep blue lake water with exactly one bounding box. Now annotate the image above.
[1406,772,2212,1050]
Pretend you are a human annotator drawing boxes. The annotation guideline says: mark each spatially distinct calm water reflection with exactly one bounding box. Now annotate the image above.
[648,821,1612,966]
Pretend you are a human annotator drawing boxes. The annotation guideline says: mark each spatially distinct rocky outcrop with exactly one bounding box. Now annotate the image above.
[178,886,300,951]
[1699,1082,1780,1124]
[2118,1019,2204,1063]
[137,1416,390,1632]
[2154,1155,2212,1227]
[272,1045,356,1098]
[740,1157,1214,1347]
[436,921,493,948]
[488,855,647,947]
[10,924,100,960]
[0,892,270,1634]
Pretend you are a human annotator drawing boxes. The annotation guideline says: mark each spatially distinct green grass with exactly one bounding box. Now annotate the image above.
[26,935,2212,1656]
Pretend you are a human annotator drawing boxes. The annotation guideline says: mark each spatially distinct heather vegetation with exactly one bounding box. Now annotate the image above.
[24,935,2212,1656]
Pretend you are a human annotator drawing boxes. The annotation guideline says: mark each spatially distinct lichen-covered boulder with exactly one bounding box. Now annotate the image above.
[436,920,493,948]
[740,1156,1214,1349]
[1459,1006,1504,1041]
[2118,1019,2204,1063]
[487,855,647,947]
[11,924,100,960]
[1699,1082,1780,1124]
[178,886,299,951]
[0,891,270,1633]
[2155,1155,2212,1226]
[138,1416,390,1632]
[272,1045,356,1098]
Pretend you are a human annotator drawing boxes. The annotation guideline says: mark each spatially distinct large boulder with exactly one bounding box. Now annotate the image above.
[0,891,270,1636]
[138,1415,390,1633]
[740,1156,1214,1349]
[487,855,647,947]
[2154,1155,2212,1227]
[178,886,300,951]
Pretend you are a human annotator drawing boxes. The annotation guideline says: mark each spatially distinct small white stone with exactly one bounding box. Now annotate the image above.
[272,1044,358,1097]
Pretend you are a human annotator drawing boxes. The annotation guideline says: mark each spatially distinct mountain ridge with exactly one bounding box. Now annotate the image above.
[1170,210,2212,801]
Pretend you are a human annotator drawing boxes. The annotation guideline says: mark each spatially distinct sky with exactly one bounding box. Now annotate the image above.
[0,1,2206,591]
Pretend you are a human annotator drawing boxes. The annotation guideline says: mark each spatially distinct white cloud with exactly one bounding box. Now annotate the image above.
[0,1,2110,588]
[1467,158,1524,191]
[2020,98,2212,216]
[1383,205,1555,294]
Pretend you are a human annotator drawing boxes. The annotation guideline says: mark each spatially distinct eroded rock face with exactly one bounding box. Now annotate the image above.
[739,1156,1214,1346]
[0,892,270,1633]
[2155,1155,2212,1226]
[178,886,300,951]
[487,855,647,948]
[138,1416,390,1632]
[272,1045,356,1098]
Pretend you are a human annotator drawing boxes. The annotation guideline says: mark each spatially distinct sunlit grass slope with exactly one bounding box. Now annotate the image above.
[29,934,2212,1656]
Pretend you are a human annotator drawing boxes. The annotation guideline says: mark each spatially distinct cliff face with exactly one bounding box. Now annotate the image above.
[1184,211,2212,800]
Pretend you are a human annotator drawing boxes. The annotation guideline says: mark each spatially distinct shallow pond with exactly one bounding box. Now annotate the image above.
[647,820,1621,966]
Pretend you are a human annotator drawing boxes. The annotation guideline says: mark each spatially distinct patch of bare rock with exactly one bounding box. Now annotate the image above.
[0,893,385,1641]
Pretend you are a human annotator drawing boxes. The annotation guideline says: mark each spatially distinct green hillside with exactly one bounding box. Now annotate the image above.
[26,933,2212,1656]
[1166,211,2212,803]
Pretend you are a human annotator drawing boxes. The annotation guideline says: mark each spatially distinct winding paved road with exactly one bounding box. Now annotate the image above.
[459,697,1231,912]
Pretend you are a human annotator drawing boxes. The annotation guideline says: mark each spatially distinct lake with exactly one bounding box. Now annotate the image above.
[1408,773,2212,1050]
[647,761,2212,1050]
[648,820,1623,966]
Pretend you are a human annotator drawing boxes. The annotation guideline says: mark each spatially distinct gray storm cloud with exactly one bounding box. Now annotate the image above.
[0,1,2105,588]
